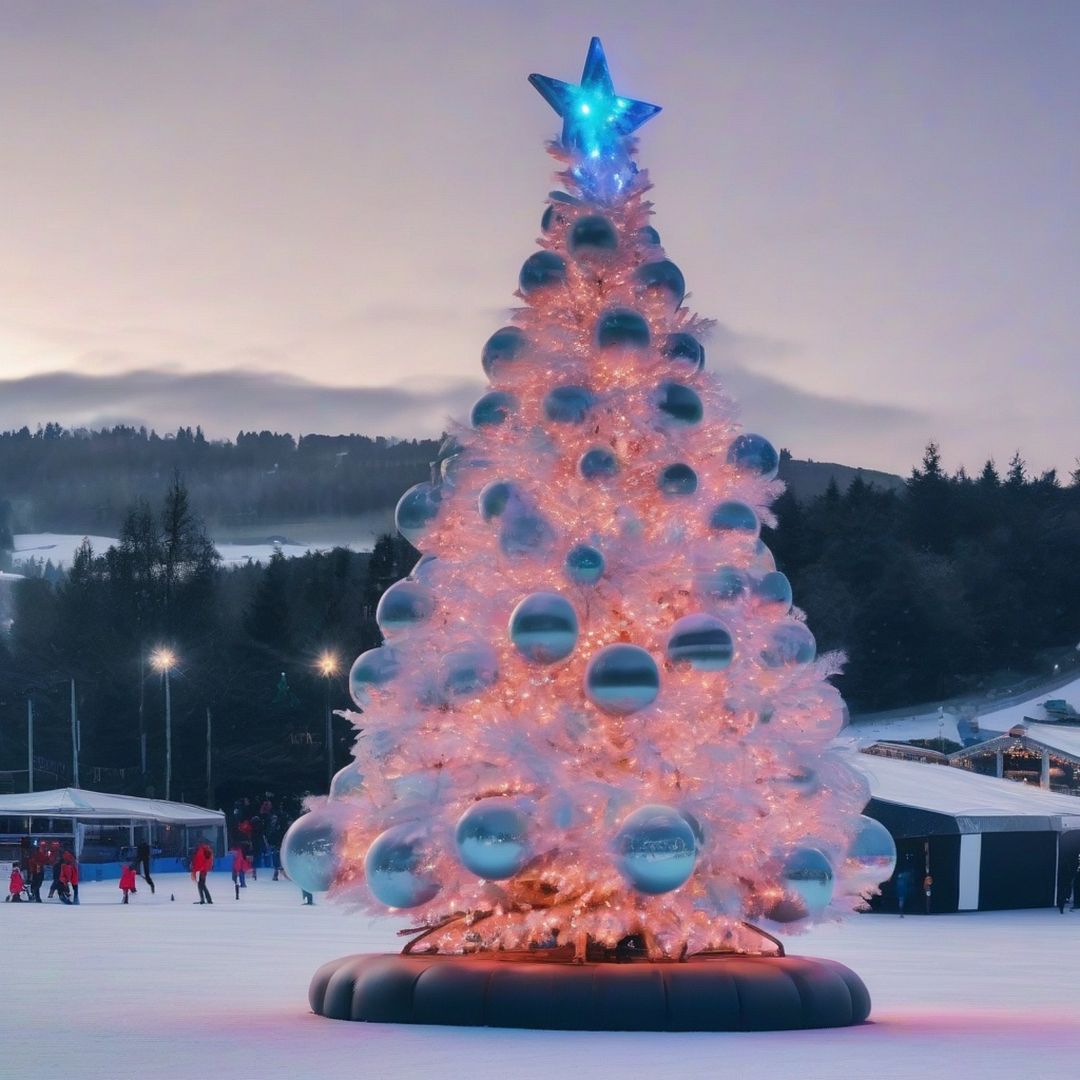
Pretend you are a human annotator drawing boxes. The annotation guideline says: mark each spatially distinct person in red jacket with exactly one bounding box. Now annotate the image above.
[230,846,250,900]
[119,863,138,904]
[60,851,80,905]
[191,842,214,905]
[6,864,24,901]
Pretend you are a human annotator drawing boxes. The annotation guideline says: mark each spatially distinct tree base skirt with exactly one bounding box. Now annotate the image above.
[308,952,871,1031]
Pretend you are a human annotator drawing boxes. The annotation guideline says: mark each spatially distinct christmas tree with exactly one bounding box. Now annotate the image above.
[285,38,895,962]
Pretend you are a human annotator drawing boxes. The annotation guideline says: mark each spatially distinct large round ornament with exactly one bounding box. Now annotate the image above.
[568,214,618,256]
[595,308,651,350]
[544,386,594,424]
[727,433,780,480]
[509,592,579,664]
[665,614,734,671]
[656,382,703,425]
[696,565,747,600]
[395,482,441,546]
[478,480,520,521]
[752,571,793,612]
[751,540,776,573]
[281,812,341,894]
[614,804,697,895]
[760,622,817,668]
[658,463,697,496]
[564,543,605,585]
[364,824,440,909]
[638,225,661,246]
[843,816,897,894]
[661,332,705,371]
[579,447,618,480]
[441,643,499,698]
[585,644,660,715]
[471,390,518,428]
[328,766,365,800]
[481,326,529,378]
[519,250,567,295]
[780,847,835,919]
[708,500,759,536]
[375,580,434,636]
[348,646,400,707]
[500,508,554,558]
[635,259,686,307]
[455,798,532,879]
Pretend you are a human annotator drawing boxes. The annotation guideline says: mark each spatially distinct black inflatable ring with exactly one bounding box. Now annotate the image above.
[308,953,871,1031]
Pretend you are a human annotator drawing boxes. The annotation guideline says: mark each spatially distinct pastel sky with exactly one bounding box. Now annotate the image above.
[1,1,1077,475]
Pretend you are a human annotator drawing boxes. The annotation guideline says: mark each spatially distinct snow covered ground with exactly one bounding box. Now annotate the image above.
[4,875,1078,1079]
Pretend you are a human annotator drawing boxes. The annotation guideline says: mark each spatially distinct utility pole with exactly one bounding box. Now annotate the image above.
[206,706,212,807]
[27,697,34,793]
[70,678,80,789]
[164,666,172,802]
[138,648,147,774]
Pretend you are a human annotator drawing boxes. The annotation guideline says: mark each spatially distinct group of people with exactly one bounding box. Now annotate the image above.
[228,791,301,879]
[6,848,82,904]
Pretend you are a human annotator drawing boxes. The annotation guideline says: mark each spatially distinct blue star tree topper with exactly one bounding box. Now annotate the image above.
[529,38,661,204]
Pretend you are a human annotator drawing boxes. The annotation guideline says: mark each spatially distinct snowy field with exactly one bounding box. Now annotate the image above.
[3,875,1078,1080]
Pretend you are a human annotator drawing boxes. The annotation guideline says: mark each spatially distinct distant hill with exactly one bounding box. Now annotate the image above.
[778,456,905,502]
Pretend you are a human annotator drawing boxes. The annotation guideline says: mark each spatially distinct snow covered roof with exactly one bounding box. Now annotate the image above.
[973,673,1080,732]
[849,752,1080,829]
[0,787,225,826]
[973,721,1080,762]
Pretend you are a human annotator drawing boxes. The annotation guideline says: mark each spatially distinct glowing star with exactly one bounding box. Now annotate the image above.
[529,37,661,202]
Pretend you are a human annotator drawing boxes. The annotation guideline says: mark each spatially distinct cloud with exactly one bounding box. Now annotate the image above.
[0,368,484,439]
[0,363,928,461]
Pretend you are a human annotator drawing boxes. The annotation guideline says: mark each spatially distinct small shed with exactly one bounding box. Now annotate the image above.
[849,753,1080,913]
[0,787,226,879]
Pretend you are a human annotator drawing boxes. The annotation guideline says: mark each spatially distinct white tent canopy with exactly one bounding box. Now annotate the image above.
[0,787,225,827]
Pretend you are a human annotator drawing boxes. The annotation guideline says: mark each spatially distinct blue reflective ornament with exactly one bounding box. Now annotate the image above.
[408,554,439,584]
[665,613,734,671]
[595,307,650,349]
[509,591,579,664]
[564,543,605,585]
[760,622,817,668]
[844,816,897,894]
[680,810,706,849]
[364,824,440,909]
[708,500,759,536]
[395,482,441,546]
[638,225,661,245]
[519,250,567,295]
[656,382,703,425]
[579,447,618,479]
[441,643,499,698]
[658,462,697,495]
[752,571,793,612]
[500,509,555,558]
[478,480,520,521]
[635,259,685,307]
[661,332,705,371]
[585,644,660,715]
[727,433,780,480]
[614,804,697,895]
[455,798,531,879]
[281,812,341,894]
[481,326,529,379]
[471,390,518,428]
[569,214,618,255]
[541,197,576,233]
[528,38,661,204]
[328,766,364,800]
[696,565,747,600]
[781,847,834,918]
[751,540,776,573]
[348,646,400,708]
[376,580,434,636]
[543,385,594,423]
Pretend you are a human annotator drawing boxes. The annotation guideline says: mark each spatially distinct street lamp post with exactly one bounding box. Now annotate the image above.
[151,648,178,801]
[317,652,340,792]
